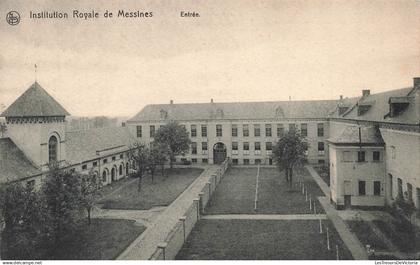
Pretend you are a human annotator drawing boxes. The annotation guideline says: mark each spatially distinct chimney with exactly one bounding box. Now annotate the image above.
[170,100,173,104]
[210,98,214,103]
[340,95,343,100]
[414,77,420,89]
[362,89,370,97]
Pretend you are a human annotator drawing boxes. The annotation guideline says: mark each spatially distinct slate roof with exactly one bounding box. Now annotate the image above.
[65,127,136,165]
[128,100,340,122]
[327,125,384,145]
[0,138,41,184]
[0,82,70,117]
[340,87,419,125]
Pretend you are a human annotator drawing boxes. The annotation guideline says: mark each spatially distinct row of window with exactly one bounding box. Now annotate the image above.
[358,180,381,196]
[135,123,325,138]
[390,175,419,203]
[81,153,125,170]
[189,141,325,156]
[342,150,381,163]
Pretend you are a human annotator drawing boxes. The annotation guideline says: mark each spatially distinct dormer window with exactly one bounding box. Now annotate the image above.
[216,108,224,119]
[338,106,349,115]
[357,102,373,116]
[160,109,168,119]
[388,97,410,117]
[275,107,284,118]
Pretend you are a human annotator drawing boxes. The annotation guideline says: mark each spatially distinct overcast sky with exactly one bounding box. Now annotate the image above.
[0,0,419,117]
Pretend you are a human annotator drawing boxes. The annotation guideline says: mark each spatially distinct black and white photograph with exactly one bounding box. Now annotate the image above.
[0,0,419,262]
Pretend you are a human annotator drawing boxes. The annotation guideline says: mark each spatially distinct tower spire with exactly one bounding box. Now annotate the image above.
[34,64,37,82]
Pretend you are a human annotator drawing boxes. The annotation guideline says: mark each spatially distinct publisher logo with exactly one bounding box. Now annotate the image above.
[6,11,20,25]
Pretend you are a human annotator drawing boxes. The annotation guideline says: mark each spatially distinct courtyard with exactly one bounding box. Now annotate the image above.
[176,219,351,259]
[176,166,351,260]
[97,168,204,210]
[206,167,325,214]
[53,219,146,260]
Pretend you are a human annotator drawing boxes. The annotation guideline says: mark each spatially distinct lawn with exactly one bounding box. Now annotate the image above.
[373,220,420,253]
[176,219,352,260]
[98,168,203,210]
[0,219,145,260]
[347,220,389,252]
[206,167,325,214]
[52,218,145,260]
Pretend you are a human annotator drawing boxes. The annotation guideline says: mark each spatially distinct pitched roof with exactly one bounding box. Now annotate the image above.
[0,138,41,183]
[0,82,70,117]
[340,87,418,124]
[327,125,384,145]
[65,127,136,165]
[128,100,340,122]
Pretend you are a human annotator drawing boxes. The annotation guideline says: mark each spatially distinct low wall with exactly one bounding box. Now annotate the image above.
[150,159,229,260]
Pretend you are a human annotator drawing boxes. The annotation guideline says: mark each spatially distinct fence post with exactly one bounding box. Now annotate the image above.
[326,227,330,250]
[180,216,186,243]
[198,192,204,214]
[157,243,167,260]
[309,194,312,210]
[319,219,323,233]
[193,198,200,220]
[207,182,211,196]
[336,244,339,260]
[212,174,217,188]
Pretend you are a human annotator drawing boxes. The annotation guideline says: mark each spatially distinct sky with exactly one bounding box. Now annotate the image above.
[0,0,419,117]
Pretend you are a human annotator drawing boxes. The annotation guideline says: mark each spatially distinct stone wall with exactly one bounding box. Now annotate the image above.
[150,159,229,260]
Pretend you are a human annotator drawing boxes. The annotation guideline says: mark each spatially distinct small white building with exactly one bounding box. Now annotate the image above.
[328,78,420,210]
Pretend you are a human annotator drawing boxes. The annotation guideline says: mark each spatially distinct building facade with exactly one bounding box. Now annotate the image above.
[127,100,337,165]
[327,79,420,209]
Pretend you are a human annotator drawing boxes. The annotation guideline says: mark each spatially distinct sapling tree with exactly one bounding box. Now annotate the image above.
[272,130,308,189]
[154,121,191,170]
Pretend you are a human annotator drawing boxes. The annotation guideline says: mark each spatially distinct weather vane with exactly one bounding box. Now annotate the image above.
[34,64,37,81]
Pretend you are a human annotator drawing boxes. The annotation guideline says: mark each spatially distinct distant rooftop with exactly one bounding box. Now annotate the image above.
[128,100,340,122]
[0,82,70,117]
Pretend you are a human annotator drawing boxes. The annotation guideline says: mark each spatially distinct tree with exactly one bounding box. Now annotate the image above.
[129,142,149,192]
[0,182,49,259]
[42,166,83,255]
[272,130,308,188]
[148,143,168,183]
[154,121,191,169]
[80,171,102,225]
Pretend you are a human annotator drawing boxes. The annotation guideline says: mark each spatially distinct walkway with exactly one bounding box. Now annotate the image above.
[305,165,330,198]
[92,206,166,227]
[319,197,368,259]
[202,214,327,220]
[117,165,220,260]
[306,165,368,260]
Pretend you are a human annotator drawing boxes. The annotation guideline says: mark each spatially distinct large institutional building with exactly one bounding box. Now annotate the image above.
[0,78,419,211]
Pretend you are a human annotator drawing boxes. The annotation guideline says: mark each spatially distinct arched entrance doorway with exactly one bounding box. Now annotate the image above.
[213,142,227,164]
[111,167,116,182]
[102,169,109,184]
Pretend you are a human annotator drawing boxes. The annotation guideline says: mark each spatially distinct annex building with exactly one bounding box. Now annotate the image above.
[0,78,419,212]
[0,82,136,188]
